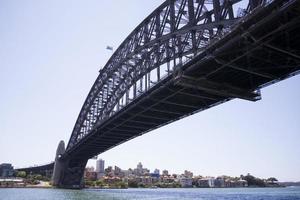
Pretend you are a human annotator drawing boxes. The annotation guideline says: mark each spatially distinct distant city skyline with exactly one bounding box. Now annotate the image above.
[82,159,282,188]
[85,159,265,179]
[0,0,299,182]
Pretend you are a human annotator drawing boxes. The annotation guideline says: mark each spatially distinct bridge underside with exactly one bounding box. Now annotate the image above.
[50,0,300,188]
[63,0,300,164]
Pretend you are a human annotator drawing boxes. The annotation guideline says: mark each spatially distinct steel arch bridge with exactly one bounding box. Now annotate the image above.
[21,0,300,189]
[67,0,282,149]
[67,0,244,149]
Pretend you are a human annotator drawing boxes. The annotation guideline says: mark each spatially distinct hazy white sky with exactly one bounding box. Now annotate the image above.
[0,0,299,182]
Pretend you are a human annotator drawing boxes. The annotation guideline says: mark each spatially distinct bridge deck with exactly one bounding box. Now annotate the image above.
[16,163,54,177]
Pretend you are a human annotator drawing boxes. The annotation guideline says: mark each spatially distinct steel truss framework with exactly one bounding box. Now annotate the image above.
[67,0,271,149]
[18,0,300,189]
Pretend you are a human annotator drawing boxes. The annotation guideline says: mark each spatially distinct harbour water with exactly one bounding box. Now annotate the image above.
[0,187,300,200]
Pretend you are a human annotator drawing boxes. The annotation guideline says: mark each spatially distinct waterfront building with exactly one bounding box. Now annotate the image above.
[141,176,152,186]
[133,162,150,176]
[114,166,124,177]
[237,179,248,187]
[179,177,193,187]
[207,177,215,187]
[0,178,24,188]
[122,169,133,178]
[198,179,210,187]
[84,167,97,181]
[130,176,154,186]
[105,166,114,177]
[0,163,14,178]
[198,177,215,188]
[214,177,225,187]
[150,175,160,184]
[160,175,175,183]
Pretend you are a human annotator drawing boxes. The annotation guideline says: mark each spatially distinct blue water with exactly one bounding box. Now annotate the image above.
[0,187,300,200]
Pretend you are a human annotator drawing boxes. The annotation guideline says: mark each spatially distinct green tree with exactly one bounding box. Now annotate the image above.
[242,173,265,187]
[95,180,104,187]
[138,183,145,188]
[114,181,128,189]
[172,182,182,188]
[128,180,138,188]
[85,180,94,187]
[16,171,27,178]
[267,177,278,183]
[33,174,43,180]
[119,182,128,189]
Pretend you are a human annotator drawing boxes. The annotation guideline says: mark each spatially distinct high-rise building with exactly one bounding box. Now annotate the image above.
[136,162,143,175]
[96,159,105,178]
[0,163,14,177]
[137,162,143,170]
[133,162,150,176]
[96,159,105,173]
[114,166,124,177]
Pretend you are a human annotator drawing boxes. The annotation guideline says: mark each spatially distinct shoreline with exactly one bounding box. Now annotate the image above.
[0,186,290,190]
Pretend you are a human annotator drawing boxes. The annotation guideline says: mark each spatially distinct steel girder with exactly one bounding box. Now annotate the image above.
[66,0,269,150]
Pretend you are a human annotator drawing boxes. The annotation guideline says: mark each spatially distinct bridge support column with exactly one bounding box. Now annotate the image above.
[51,141,87,189]
[51,141,65,186]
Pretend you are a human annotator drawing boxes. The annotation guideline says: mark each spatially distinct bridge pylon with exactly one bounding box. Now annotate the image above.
[51,141,87,189]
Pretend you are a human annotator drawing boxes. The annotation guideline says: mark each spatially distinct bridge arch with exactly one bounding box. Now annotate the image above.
[67,0,258,149]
